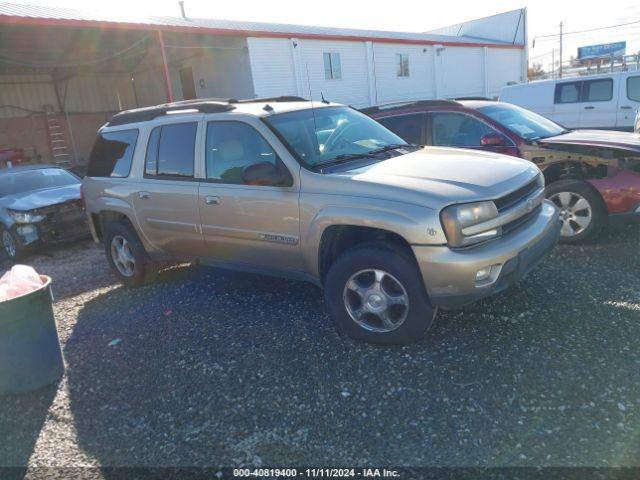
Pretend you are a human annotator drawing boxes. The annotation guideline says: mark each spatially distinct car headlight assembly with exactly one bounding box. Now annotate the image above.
[440,201,499,247]
[8,210,45,224]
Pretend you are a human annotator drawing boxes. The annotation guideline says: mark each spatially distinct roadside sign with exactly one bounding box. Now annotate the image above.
[577,41,626,60]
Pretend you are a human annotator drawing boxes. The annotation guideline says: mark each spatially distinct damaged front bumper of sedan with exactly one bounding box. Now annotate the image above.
[9,199,90,250]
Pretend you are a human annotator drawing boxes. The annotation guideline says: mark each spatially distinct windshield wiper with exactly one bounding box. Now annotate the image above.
[311,152,379,170]
[312,143,422,170]
[367,143,422,154]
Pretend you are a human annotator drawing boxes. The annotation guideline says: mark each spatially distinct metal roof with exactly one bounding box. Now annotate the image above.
[0,2,523,48]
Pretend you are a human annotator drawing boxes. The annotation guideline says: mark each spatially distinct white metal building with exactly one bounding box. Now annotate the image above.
[0,3,527,164]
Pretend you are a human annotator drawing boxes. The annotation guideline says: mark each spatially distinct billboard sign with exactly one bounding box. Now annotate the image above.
[578,41,626,60]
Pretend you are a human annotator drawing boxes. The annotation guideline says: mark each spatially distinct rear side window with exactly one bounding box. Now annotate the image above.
[583,79,613,102]
[554,82,581,104]
[87,130,138,177]
[628,76,640,101]
[144,122,197,179]
[378,114,424,145]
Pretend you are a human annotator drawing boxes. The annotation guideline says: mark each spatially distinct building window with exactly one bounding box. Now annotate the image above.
[323,52,342,80]
[396,54,410,77]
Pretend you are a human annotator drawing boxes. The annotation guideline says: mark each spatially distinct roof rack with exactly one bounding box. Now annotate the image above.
[107,96,310,126]
[360,99,460,115]
[107,101,234,126]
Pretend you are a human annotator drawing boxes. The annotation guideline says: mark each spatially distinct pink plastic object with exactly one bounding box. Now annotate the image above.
[0,265,44,302]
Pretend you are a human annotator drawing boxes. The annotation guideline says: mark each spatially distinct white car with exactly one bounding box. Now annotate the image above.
[635,108,640,133]
[500,71,640,131]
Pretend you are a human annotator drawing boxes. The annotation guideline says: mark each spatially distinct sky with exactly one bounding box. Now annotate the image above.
[7,0,640,72]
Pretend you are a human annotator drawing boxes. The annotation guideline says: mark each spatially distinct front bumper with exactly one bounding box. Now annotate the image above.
[12,206,90,250]
[413,200,561,309]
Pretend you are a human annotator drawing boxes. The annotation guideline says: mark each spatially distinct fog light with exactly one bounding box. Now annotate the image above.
[475,267,492,282]
[475,264,502,286]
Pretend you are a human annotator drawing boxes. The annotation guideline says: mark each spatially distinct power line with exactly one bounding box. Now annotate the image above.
[534,19,640,40]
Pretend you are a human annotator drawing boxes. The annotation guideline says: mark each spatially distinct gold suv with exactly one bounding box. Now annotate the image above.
[83,97,560,344]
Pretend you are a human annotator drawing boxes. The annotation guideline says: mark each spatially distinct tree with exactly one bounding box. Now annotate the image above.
[528,62,545,80]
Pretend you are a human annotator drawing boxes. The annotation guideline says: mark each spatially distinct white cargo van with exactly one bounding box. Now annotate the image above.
[500,71,640,131]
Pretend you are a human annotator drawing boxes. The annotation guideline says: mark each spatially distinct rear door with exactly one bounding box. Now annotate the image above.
[552,81,582,128]
[376,113,426,145]
[132,120,203,258]
[578,77,617,129]
[617,74,640,130]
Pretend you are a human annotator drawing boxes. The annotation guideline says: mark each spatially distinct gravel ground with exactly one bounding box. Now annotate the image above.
[0,225,639,472]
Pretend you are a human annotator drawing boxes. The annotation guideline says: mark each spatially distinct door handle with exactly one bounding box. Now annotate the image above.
[204,195,220,205]
[584,106,595,110]
[620,105,633,110]
[138,191,151,199]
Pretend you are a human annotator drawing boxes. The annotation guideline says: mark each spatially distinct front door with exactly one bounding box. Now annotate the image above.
[428,111,516,155]
[133,121,202,257]
[617,75,640,130]
[197,119,303,272]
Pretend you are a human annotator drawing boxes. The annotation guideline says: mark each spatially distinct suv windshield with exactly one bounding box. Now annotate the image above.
[476,103,567,141]
[264,106,413,168]
[0,168,79,197]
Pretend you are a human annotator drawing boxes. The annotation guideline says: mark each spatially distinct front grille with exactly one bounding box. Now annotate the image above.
[502,204,541,236]
[494,177,540,212]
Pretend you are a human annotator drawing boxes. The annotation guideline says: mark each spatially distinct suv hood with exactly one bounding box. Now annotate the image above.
[540,130,640,154]
[0,184,81,211]
[342,147,539,207]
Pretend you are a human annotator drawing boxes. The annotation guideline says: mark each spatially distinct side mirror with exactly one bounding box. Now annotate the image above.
[242,161,290,186]
[480,133,506,146]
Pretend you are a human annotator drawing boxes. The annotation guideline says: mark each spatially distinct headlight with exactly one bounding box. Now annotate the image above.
[8,210,45,224]
[440,201,499,247]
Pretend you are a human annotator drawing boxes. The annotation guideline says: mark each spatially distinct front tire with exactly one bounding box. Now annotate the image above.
[104,221,157,287]
[324,243,434,345]
[546,179,605,244]
[1,227,20,261]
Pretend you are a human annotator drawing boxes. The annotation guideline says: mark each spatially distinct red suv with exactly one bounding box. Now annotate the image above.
[363,100,640,243]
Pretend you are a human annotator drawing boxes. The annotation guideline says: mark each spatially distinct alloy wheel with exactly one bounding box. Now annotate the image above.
[549,191,592,238]
[2,230,16,258]
[110,235,135,277]
[343,268,409,333]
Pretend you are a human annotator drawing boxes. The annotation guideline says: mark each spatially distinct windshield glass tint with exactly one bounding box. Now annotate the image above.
[264,106,405,167]
[0,168,79,197]
[477,103,566,140]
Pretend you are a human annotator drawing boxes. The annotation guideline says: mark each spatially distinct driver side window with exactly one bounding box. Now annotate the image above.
[206,121,283,185]
[430,112,497,147]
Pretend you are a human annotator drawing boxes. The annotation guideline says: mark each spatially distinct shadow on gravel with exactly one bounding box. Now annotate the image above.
[62,226,640,468]
[0,384,57,466]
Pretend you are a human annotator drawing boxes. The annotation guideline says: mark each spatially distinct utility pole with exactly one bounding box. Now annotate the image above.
[558,21,563,78]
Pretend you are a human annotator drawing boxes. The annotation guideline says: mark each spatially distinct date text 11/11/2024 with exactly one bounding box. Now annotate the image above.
[232,468,400,478]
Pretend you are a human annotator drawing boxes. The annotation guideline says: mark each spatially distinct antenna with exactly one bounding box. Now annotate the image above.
[305,63,319,153]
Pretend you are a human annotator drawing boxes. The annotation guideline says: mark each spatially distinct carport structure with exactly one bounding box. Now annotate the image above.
[0,4,255,165]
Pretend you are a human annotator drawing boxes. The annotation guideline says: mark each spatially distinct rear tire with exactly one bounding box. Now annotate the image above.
[545,179,605,244]
[104,221,157,287]
[324,242,434,345]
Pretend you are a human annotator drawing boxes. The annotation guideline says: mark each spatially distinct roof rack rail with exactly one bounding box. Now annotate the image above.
[230,96,309,103]
[360,99,460,115]
[452,96,494,101]
[107,101,235,126]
